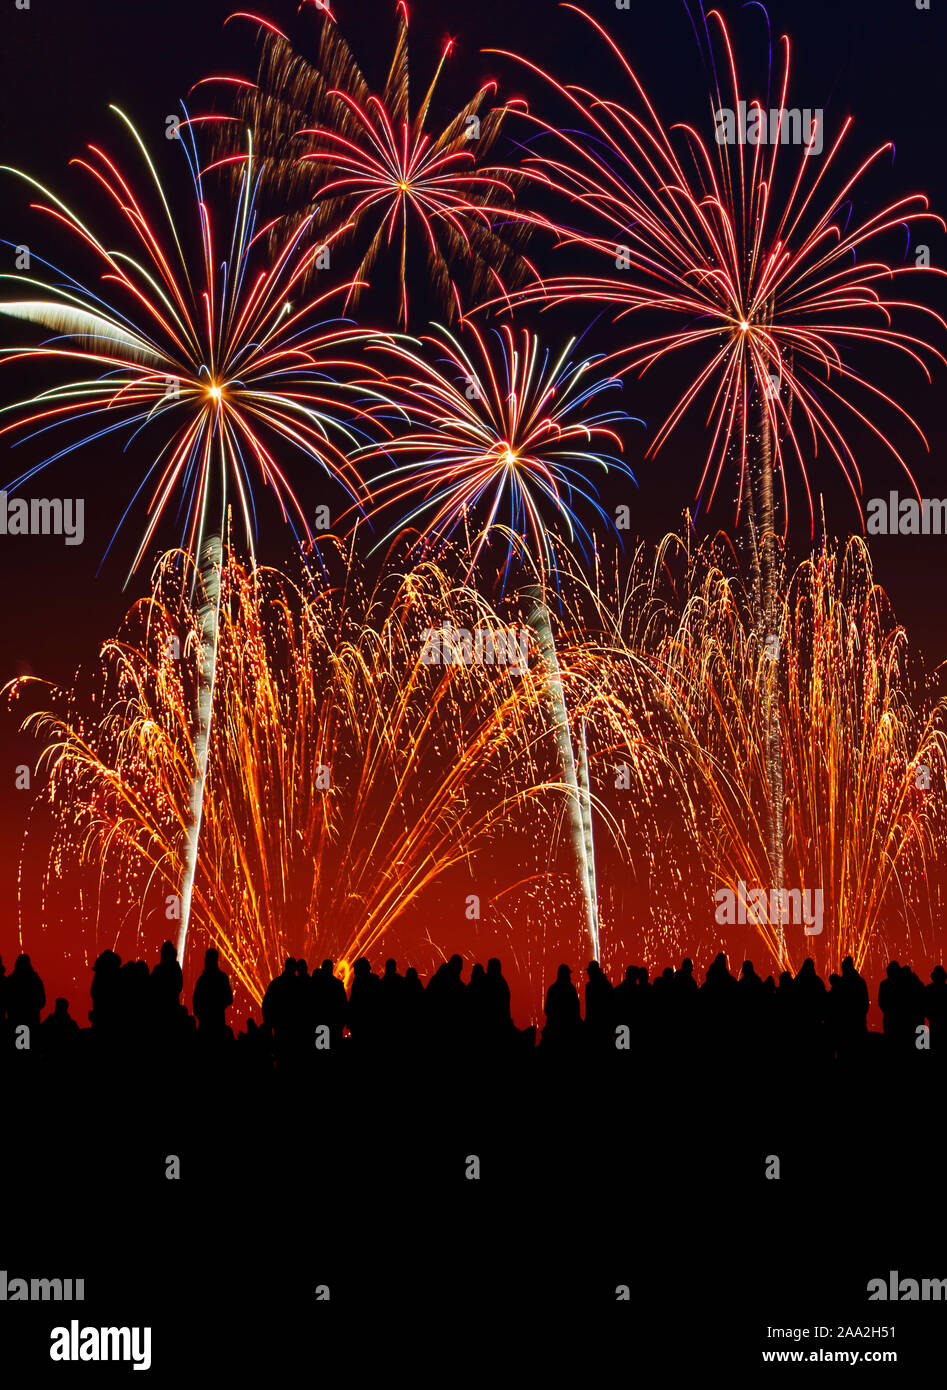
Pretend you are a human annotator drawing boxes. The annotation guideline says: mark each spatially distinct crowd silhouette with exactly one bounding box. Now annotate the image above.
[2,943,946,1071]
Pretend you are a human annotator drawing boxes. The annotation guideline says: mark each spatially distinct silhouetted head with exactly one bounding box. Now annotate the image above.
[487,958,502,976]
[841,956,856,975]
[471,962,485,983]
[741,960,756,979]
[320,959,334,974]
[779,971,793,990]
[353,959,371,980]
[829,973,841,988]
[384,958,398,977]
[54,998,69,1015]
[799,958,816,977]
[624,966,636,983]
[887,961,900,979]
[160,941,177,965]
[932,966,947,986]
[296,959,309,977]
[405,967,419,984]
[283,957,296,975]
[204,948,219,970]
[587,960,600,977]
[449,954,463,977]
[681,958,693,976]
[556,964,572,982]
[14,953,32,974]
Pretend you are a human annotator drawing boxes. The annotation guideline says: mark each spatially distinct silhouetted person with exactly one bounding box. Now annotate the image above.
[585,960,614,1047]
[737,960,766,1033]
[482,958,513,1050]
[262,958,297,1051]
[40,998,80,1055]
[5,953,46,1037]
[673,957,700,1004]
[151,941,184,1030]
[349,958,381,1047]
[192,948,233,1039]
[794,956,826,1024]
[89,950,122,1036]
[425,955,467,1048]
[293,959,315,1050]
[835,956,869,1053]
[878,960,923,1053]
[542,964,581,1052]
[701,952,738,1050]
[312,959,348,1048]
[378,958,406,1038]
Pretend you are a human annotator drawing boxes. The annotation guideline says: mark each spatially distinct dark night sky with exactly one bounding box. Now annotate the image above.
[1,0,945,1001]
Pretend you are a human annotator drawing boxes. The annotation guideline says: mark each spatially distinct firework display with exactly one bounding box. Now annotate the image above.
[1,0,947,1368]
[12,543,598,1010]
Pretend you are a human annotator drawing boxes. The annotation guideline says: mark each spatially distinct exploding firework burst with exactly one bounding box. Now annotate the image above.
[359,318,641,592]
[0,106,390,578]
[490,3,947,530]
[201,4,530,325]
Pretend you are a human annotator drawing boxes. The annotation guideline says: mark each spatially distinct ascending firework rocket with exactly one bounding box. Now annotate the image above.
[525,587,600,960]
[176,532,223,966]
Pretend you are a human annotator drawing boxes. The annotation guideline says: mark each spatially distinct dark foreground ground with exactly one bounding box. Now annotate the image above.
[2,1038,943,1380]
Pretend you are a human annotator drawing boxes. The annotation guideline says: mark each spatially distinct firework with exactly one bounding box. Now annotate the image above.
[201,4,529,324]
[359,319,641,592]
[14,542,592,1007]
[0,106,390,579]
[489,4,946,531]
[575,528,947,977]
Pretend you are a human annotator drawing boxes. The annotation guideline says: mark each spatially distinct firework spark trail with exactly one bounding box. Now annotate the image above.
[13,544,588,1007]
[570,529,947,976]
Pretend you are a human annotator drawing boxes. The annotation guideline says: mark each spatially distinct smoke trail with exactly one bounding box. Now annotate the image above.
[176,533,223,966]
[525,587,599,960]
[577,715,599,943]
